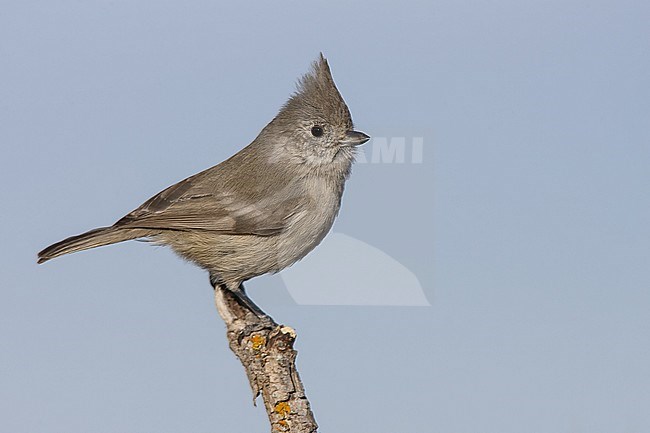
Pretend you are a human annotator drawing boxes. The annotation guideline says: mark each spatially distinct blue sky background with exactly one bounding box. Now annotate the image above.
[2,1,649,432]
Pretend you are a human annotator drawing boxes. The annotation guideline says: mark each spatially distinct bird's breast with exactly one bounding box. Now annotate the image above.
[275,177,343,269]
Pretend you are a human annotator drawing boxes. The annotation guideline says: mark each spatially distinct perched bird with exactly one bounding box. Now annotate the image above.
[38,54,369,316]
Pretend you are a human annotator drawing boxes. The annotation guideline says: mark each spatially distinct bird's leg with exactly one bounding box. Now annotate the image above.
[230,283,270,319]
[210,274,270,320]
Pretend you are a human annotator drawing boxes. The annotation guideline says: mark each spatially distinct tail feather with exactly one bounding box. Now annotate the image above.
[37,227,152,264]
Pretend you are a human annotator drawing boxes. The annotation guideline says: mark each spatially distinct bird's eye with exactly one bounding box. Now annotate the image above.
[311,126,324,137]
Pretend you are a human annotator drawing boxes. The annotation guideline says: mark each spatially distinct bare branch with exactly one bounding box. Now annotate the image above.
[214,288,318,433]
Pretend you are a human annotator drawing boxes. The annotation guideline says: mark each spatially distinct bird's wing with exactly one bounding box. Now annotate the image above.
[115,174,301,236]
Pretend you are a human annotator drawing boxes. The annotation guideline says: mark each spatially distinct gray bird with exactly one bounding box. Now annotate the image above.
[38,54,369,316]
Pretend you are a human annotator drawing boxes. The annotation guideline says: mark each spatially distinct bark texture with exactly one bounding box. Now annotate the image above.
[214,287,318,433]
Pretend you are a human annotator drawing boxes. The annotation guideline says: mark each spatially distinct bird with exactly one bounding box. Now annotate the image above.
[38,54,369,317]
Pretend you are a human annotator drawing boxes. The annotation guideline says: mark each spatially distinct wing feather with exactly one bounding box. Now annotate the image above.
[115,173,301,236]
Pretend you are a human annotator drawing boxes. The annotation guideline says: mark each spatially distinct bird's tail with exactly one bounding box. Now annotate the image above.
[37,226,153,264]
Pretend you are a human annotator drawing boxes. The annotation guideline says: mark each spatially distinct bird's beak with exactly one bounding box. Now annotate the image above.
[340,130,371,147]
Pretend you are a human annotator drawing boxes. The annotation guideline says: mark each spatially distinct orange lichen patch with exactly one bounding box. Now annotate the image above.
[250,334,266,351]
[274,401,291,417]
[273,419,289,433]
